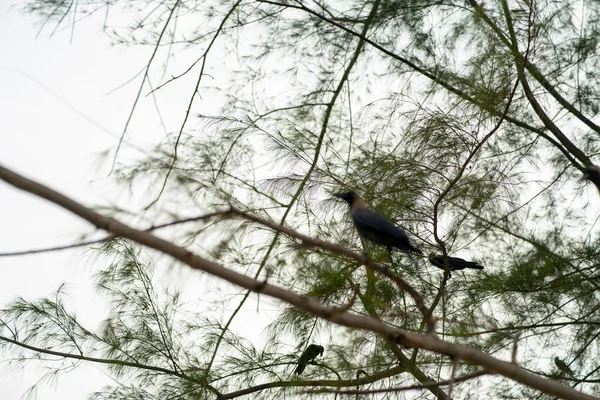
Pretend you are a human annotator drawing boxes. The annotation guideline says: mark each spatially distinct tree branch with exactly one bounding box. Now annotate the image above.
[218,365,406,399]
[304,369,488,395]
[227,207,434,334]
[0,164,596,400]
[0,334,222,397]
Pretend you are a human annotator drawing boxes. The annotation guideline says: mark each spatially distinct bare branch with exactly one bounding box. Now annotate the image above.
[0,211,225,257]
[227,207,435,334]
[304,369,489,396]
[0,334,222,397]
[0,165,597,400]
[219,365,406,400]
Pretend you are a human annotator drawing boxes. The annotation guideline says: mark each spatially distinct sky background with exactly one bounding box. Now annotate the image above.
[0,3,277,398]
[3,1,599,399]
[0,3,137,397]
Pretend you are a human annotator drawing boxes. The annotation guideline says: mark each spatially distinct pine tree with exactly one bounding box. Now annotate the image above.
[2,0,600,399]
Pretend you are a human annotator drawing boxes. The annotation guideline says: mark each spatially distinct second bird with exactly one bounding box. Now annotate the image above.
[428,253,484,279]
[334,191,422,256]
[295,344,324,374]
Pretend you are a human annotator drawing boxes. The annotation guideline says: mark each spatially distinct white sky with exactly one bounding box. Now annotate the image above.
[3,1,599,399]
[0,2,296,397]
[0,3,209,398]
[0,4,133,398]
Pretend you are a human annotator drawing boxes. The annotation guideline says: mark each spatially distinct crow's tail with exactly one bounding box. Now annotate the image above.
[295,363,306,374]
[467,264,484,270]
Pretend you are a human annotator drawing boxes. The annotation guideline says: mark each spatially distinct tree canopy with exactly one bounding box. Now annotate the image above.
[2,0,600,399]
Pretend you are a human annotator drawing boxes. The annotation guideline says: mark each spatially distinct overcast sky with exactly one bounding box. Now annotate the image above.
[0,3,258,398]
[0,0,300,394]
[0,3,130,397]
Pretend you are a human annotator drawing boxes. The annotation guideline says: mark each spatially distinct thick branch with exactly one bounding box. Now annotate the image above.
[218,365,406,399]
[227,207,434,333]
[0,164,596,400]
[305,369,488,395]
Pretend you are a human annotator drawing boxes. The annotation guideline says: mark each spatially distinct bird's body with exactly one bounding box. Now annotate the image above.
[582,165,600,191]
[428,253,484,278]
[334,191,422,256]
[295,344,324,374]
[554,357,574,376]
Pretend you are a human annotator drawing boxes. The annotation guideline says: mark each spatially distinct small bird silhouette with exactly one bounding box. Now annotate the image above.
[295,344,324,374]
[334,191,422,257]
[428,253,484,278]
[554,357,574,376]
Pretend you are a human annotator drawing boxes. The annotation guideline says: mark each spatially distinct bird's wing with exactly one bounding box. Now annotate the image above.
[431,256,483,271]
[554,357,574,376]
[449,256,483,270]
[298,349,310,364]
[295,362,306,374]
[352,208,409,241]
[428,256,442,268]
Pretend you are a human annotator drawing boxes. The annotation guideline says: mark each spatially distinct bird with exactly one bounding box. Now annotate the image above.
[554,357,574,376]
[356,369,368,378]
[428,253,484,279]
[333,191,422,257]
[582,165,600,191]
[295,344,324,374]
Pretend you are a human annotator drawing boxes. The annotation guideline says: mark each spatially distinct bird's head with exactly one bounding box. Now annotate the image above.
[334,191,365,209]
[315,345,324,356]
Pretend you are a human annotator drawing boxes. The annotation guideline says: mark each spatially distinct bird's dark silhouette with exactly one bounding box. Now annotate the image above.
[582,165,600,192]
[428,253,484,278]
[554,357,574,376]
[295,344,324,374]
[334,191,422,256]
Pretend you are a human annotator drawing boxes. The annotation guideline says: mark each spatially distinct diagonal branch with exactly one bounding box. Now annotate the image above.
[110,0,181,174]
[468,0,600,138]
[146,0,244,208]
[304,369,488,396]
[0,164,598,400]
[227,207,434,333]
[219,365,406,399]
[0,211,225,257]
[0,334,222,397]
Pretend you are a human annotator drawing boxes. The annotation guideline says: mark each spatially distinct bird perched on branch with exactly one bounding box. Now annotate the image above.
[295,344,324,374]
[554,357,574,377]
[582,165,600,192]
[334,191,422,257]
[428,253,484,279]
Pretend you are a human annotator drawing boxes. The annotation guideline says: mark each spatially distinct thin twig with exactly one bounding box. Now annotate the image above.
[0,211,226,257]
[0,165,597,400]
[228,207,435,333]
[303,369,489,396]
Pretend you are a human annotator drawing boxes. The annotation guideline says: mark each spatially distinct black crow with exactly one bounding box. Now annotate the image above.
[554,357,574,376]
[582,165,600,191]
[295,344,324,374]
[428,253,484,278]
[334,191,422,256]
